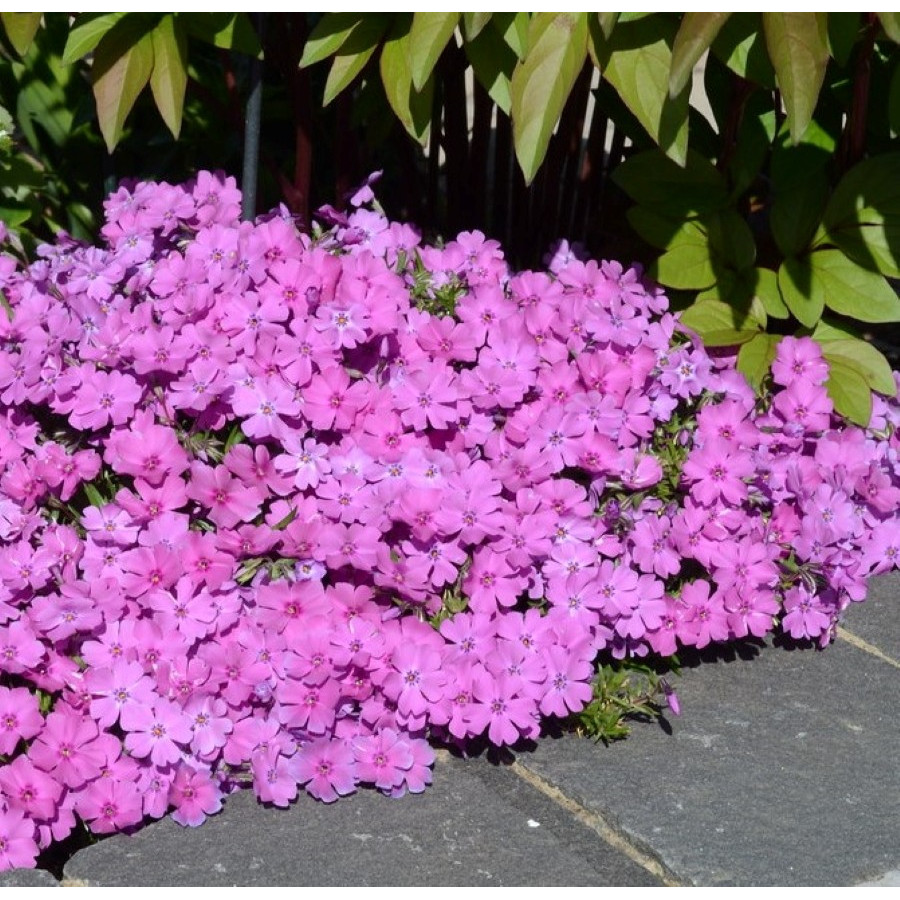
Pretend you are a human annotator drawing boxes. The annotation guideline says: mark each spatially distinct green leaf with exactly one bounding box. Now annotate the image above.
[810,248,900,323]
[651,242,716,291]
[679,298,764,345]
[877,12,900,44]
[827,207,900,278]
[179,12,260,57]
[600,17,690,165]
[597,13,619,40]
[380,20,433,146]
[762,13,829,144]
[493,12,530,60]
[0,201,31,228]
[827,13,860,67]
[826,357,872,426]
[816,337,896,395]
[63,12,128,64]
[321,17,389,106]
[465,22,517,113]
[408,12,459,91]
[753,267,790,319]
[889,65,900,137]
[738,333,781,392]
[510,13,588,184]
[710,13,775,88]
[149,16,188,139]
[778,257,824,328]
[705,209,756,271]
[695,270,768,328]
[1,12,42,56]
[625,206,705,250]
[83,482,105,508]
[299,13,367,67]
[670,13,730,98]
[91,17,157,152]
[824,152,900,229]
[612,149,728,217]
[462,12,492,41]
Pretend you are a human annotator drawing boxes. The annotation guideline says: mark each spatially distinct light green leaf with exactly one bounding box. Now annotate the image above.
[711,13,775,87]
[149,15,187,139]
[679,298,764,345]
[409,12,459,91]
[299,13,367,68]
[179,12,260,57]
[816,337,896,395]
[778,257,824,328]
[811,248,900,323]
[827,207,900,278]
[1,12,42,57]
[762,13,829,144]
[462,12,492,41]
[601,17,690,165]
[670,13,730,97]
[92,19,156,152]
[651,243,716,291]
[493,12,530,60]
[0,201,31,228]
[824,152,900,229]
[597,13,619,40]
[737,333,781,392]
[321,17,390,106]
[63,12,128,64]
[625,206,705,250]
[83,482,105,508]
[877,12,900,43]
[753,267,790,319]
[510,13,588,184]
[380,21,433,146]
[465,23,517,113]
[695,270,768,329]
[826,358,872,426]
[612,149,728,216]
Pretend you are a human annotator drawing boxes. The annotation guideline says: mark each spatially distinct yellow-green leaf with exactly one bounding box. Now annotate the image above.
[149,15,187,139]
[817,337,896,396]
[409,12,459,91]
[810,248,900,323]
[670,13,730,98]
[778,257,824,328]
[762,13,829,144]
[597,13,619,40]
[679,297,764,343]
[510,13,588,185]
[826,358,872,426]
[465,22,517,113]
[738,333,781,392]
[462,12,492,41]
[877,12,900,43]
[300,13,368,68]
[493,12,530,60]
[92,20,156,152]
[179,12,260,57]
[321,17,390,106]
[62,12,128,64]
[1,12,41,57]
[651,243,716,291]
[753,266,789,319]
[601,17,690,165]
[380,21,433,146]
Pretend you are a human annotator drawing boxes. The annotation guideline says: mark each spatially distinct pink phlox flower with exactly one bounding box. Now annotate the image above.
[169,764,223,827]
[293,737,357,803]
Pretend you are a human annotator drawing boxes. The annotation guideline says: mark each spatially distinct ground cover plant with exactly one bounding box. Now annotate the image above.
[0,172,899,870]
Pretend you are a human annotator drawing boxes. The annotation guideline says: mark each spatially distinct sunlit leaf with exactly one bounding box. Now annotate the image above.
[670,13,730,97]
[1,12,42,57]
[408,12,459,91]
[149,15,188,139]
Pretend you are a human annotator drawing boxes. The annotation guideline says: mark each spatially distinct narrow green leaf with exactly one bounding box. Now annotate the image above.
[817,337,896,395]
[299,13,367,68]
[737,333,781,392]
[1,12,41,56]
[778,257,824,328]
[92,19,157,152]
[510,13,588,184]
[321,17,390,106]
[651,243,716,291]
[462,12,492,41]
[597,13,619,40]
[753,267,790,319]
[465,23,517,113]
[493,12,530,60]
[600,17,690,165]
[670,13,730,98]
[826,358,872,426]
[809,248,900,323]
[877,12,900,43]
[380,20,433,146]
[613,149,728,216]
[409,12,459,91]
[149,16,187,139]
[179,12,260,57]
[762,13,829,144]
[62,12,127,64]
[83,482,105,508]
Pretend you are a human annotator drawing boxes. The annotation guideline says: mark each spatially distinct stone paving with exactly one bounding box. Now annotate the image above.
[2,573,897,887]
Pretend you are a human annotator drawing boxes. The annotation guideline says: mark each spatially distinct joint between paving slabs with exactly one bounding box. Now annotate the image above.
[509,760,685,887]
[836,626,900,670]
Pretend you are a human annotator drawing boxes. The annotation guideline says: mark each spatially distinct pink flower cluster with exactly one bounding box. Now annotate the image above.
[0,170,898,869]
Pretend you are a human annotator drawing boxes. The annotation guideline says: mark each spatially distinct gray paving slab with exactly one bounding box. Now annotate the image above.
[513,609,900,886]
[62,751,653,886]
[0,867,60,886]
[842,571,900,661]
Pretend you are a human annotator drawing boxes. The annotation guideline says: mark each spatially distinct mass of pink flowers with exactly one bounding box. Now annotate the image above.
[0,171,898,869]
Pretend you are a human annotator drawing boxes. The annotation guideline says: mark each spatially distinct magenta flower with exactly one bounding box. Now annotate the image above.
[294,738,357,803]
